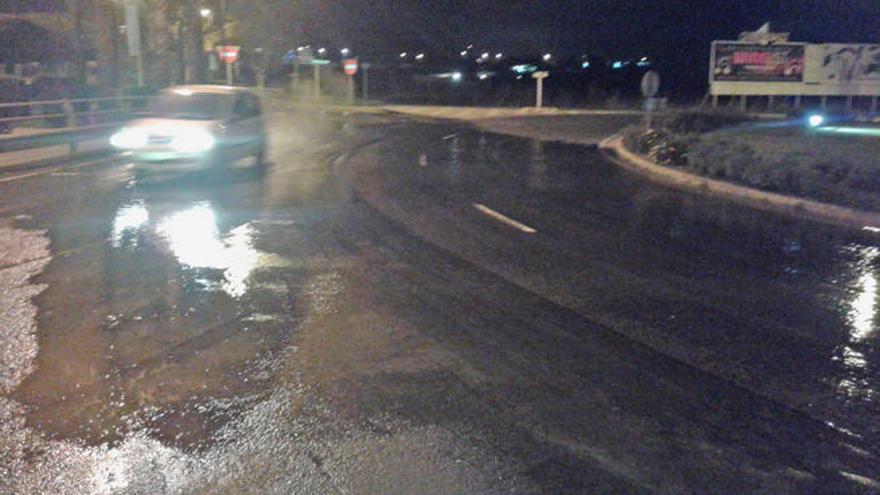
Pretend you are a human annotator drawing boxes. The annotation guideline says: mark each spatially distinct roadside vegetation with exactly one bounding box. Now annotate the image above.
[623,111,880,211]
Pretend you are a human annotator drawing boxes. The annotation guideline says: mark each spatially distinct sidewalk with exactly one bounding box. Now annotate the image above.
[0,133,109,171]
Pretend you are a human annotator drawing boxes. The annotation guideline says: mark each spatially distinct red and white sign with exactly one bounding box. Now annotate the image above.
[343,58,358,76]
[216,45,241,64]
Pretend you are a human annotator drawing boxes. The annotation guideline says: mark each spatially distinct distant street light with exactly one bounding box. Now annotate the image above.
[460,50,468,57]
[542,53,552,61]
[400,52,407,58]
[495,53,503,59]
[481,52,490,59]
[341,48,351,56]
[200,8,211,18]
[415,53,425,60]
[452,72,463,82]
[318,47,326,55]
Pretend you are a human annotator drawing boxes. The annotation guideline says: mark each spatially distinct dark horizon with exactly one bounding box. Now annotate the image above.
[2,0,878,93]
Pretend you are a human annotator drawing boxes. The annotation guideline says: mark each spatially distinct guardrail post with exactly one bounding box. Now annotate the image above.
[62,99,78,153]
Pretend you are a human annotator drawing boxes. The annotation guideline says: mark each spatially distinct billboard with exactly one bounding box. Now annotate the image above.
[711,41,880,96]
[809,44,880,84]
[712,43,804,82]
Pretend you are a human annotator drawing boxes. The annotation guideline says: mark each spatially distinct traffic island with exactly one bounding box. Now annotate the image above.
[600,111,880,231]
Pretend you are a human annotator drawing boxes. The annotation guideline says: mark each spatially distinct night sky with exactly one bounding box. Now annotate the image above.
[2,0,877,57]
[2,0,878,90]
[302,0,879,57]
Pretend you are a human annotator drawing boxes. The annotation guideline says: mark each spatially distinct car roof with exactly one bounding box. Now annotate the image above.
[162,85,252,95]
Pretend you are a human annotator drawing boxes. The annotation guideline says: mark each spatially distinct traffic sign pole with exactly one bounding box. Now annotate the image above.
[362,63,371,101]
[217,46,240,85]
[641,70,661,129]
[342,58,359,103]
[314,65,321,99]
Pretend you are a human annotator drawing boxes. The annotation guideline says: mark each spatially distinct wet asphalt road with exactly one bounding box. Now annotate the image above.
[1,110,879,493]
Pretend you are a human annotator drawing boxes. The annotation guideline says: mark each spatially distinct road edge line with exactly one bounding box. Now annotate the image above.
[473,203,537,234]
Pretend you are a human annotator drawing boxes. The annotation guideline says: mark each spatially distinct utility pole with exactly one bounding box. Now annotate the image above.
[124,0,144,87]
[220,0,231,84]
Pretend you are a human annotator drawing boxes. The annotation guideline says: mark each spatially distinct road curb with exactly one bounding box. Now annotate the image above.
[598,135,880,232]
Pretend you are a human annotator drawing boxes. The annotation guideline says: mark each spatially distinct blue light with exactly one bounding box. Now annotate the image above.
[612,61,624,70]
[581,61,590,69]
[511,64,538,74]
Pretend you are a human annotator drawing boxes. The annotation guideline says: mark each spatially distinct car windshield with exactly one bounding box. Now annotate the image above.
[148,92,229,120]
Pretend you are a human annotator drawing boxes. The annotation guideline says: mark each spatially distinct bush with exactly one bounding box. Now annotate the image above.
[619,109,880,211]
[634,129,691,167]
[620,125,644,152]
[656,110,751,135]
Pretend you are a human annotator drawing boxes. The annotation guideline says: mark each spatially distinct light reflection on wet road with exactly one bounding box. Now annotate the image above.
[1,112,879,493]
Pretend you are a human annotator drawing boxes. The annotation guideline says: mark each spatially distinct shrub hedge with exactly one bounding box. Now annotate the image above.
[622,111,880,211]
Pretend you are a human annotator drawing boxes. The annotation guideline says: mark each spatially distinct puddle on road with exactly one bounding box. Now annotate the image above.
[6,175,341,451]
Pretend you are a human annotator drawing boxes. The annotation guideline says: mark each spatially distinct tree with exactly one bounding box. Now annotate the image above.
[145,0,173,87]
[229,0,304,86]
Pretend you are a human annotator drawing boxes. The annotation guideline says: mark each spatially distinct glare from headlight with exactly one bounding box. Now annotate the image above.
[110,128,148,149]
[171,129,215,153]
[808,114,825,127]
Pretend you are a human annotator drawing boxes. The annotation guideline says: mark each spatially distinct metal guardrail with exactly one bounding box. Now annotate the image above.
[0,95,150,157]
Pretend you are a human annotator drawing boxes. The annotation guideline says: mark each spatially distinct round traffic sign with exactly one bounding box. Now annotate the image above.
[641,70,661,97]
[343,58,358,76]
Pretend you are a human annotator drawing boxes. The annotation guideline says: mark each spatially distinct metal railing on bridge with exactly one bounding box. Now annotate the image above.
[0,96,150,165]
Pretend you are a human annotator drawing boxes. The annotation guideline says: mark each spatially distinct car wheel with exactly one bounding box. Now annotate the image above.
[203,150,227,170]
[254,144,268,171]
[254,144,267,169]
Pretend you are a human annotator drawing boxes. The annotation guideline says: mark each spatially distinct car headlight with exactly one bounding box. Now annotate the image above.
[110,127,148,149]
[171,129,215,153]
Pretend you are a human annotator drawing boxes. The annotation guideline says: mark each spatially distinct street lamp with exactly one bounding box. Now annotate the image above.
[341,48,350,56]
[543,53,552,61]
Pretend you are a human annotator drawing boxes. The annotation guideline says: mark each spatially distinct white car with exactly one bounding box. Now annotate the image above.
[111,85,266,173]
